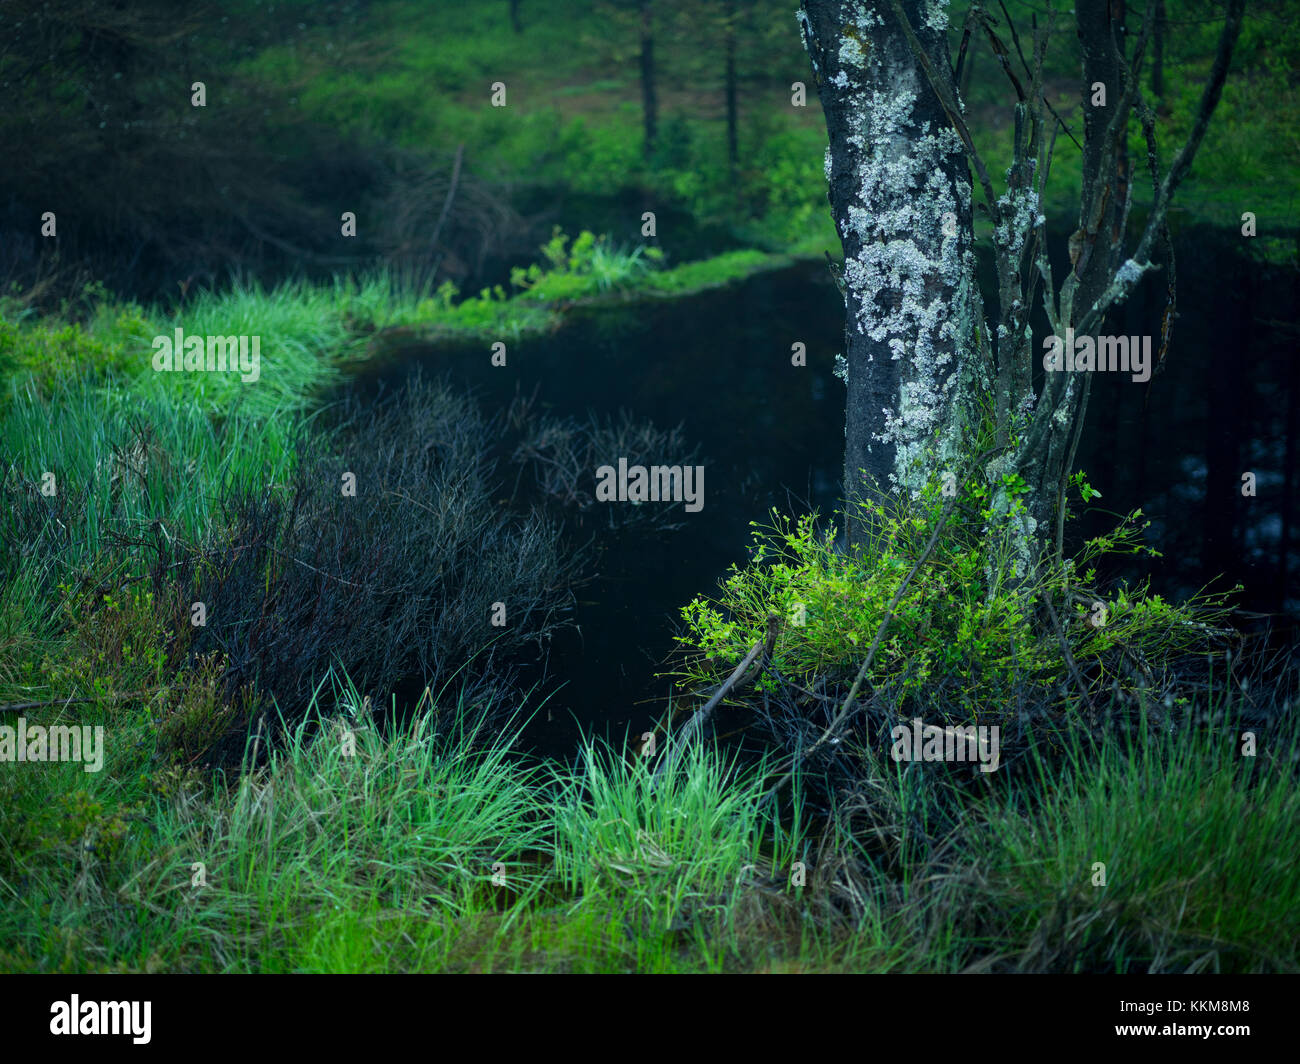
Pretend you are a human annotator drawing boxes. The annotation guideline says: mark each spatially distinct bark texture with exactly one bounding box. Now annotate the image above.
[800,0,986,548]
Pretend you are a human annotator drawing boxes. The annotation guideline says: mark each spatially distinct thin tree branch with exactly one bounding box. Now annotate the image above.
[886,0,1002,228]
[761,490,960,806]
[0,689,163,713]
[1040,589,1099,721]
[653,614,779,786]
[429,142,465,255]
[1079,0,1245,336]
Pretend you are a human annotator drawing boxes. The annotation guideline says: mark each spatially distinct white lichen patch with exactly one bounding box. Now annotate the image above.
[924,0,951,32]
[796,8,814,56]
[829,28,979,495]
[1114,258,1146,291]
[840,34,868,70]
[1050,375,1078,426]
[994,183,1040,257]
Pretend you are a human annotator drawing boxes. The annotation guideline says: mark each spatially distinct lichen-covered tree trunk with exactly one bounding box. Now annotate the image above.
[799,0,988,550]
[800,0,1242,579]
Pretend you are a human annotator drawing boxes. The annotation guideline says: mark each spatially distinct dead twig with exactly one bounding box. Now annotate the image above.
[0,689,163,713]
[652,614,780,787]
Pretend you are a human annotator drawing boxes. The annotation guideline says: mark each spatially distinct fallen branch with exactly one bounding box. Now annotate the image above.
[0,689,163,713]
[652,613,779,787]
[1039,590,1099,723]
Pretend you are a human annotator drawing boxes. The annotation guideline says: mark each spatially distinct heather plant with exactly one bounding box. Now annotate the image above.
[0,369,586,768]
[163,375,583,756]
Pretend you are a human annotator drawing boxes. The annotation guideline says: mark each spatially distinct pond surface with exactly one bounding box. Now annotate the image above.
[352,230,1300,755]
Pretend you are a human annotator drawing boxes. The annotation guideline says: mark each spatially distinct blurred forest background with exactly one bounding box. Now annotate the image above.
[2,0,1297,306]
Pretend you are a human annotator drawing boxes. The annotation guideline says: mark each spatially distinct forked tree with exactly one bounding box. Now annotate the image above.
[798,0,1246,575]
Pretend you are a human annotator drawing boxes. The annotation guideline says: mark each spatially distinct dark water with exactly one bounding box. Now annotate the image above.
[351,263,843,753]
[352,231,1300,753]
[1072,228,1300,621]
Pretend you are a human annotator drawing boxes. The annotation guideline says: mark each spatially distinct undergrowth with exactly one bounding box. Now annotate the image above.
[677,469,1242,740]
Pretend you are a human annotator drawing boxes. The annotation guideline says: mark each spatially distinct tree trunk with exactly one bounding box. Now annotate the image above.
[1152,0,1165,98]
[640,0,658,158]
[725,0,739,173]
[799,0,987,550]
[1012,0,1132,561]
[800,0,1244,578]
[1075,1,1130,320]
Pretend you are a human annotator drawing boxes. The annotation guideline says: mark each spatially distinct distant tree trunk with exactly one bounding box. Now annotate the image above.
[725,0,739,173]
[1152,0,1166,97]
[640,0,658,158]
[509,0,523,33]
[799,0,986,549]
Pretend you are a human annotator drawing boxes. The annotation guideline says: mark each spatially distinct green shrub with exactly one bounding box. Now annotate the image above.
[677,471,1238,732]
[0,306,152,406]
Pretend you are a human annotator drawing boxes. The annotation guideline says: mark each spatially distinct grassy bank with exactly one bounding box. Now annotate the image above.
[0,235,808,417]
[1,662,1295,973]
